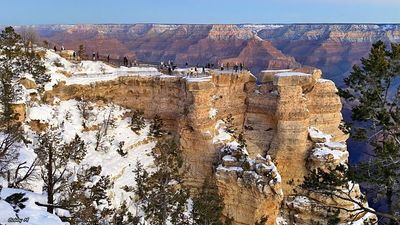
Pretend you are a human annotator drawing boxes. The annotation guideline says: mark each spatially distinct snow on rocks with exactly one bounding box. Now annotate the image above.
[27,104,55,123]
[214,119,282,196]
[208,108,218,119]
[276,215,289,225]
[308,127,332,143]
[212,120,232,144]
[308,127,348,172]
[40,48,162,91]
[273,71,313,87]
[216,139,283,196]
[311,146,348,161]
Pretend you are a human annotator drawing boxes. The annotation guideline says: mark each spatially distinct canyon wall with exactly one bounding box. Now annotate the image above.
[30,24,400,83]
[43,69,351,224]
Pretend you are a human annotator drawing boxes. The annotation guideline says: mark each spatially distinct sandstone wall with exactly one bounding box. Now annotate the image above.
[46,72,252,188]
[45,76,184,130]
[44,68,346,224]
[179,72,250,187]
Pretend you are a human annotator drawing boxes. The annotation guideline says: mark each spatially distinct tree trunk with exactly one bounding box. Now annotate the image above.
[47,147,54,214]
[386,186,394,225]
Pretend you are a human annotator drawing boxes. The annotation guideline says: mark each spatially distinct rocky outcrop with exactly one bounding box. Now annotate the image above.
[45,71,251,188]
[216,152,283,225]
[280,127,377,225]
[260,68,346,194]
[44,67,367,225]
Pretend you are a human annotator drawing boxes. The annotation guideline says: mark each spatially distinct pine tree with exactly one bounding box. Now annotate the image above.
[192,177,226,225]
[64,134,86,163]
[134,139,190,225]
[24,49,48,92]
[133,161,148,201]
[34,128,87,213]
[60,166,114,225]
[0,26,24,123]
[112,200,141,225]
[149,114,164,138]
[131,109,145,133]
[0,27,49,182]
[337,41,400,223]
[0,28,26,184]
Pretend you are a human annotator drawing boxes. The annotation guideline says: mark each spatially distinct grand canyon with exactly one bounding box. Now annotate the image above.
[31,24,400,84]
[0,15,399,225]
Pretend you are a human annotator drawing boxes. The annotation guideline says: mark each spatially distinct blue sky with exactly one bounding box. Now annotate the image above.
[2,0,400,25]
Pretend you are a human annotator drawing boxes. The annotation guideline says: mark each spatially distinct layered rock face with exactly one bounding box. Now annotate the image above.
[217,153,283,225]
[29,24,400,83]
[281,127,377,225]
[30,24,300,76]
[45,71,251,188]
[44,68,365,224]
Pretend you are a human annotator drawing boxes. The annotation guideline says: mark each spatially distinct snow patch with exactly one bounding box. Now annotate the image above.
[208,108,218,119]
[0,188,63,225]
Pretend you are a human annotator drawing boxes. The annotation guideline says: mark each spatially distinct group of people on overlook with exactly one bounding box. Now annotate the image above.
[52,44,247,75]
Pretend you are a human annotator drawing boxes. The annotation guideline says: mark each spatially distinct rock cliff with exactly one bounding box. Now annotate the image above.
[39,66,371,224]
[29,24,400,83]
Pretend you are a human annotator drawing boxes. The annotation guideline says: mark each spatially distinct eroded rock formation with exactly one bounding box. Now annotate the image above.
[30,24,400,83]
[38,68,371,224]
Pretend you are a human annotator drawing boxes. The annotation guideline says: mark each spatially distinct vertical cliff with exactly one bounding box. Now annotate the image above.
[42,67,371,224]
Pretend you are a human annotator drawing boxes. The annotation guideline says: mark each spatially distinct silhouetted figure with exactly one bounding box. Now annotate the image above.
[54,46,57,52]
[107,55,110,62]
[220,63,224,71]
[240,63,243,71]
[123,56,129,66]
[92,52,96,60]
[202,66,205,74]
[72,51,76,59]
[185,62,188,67]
